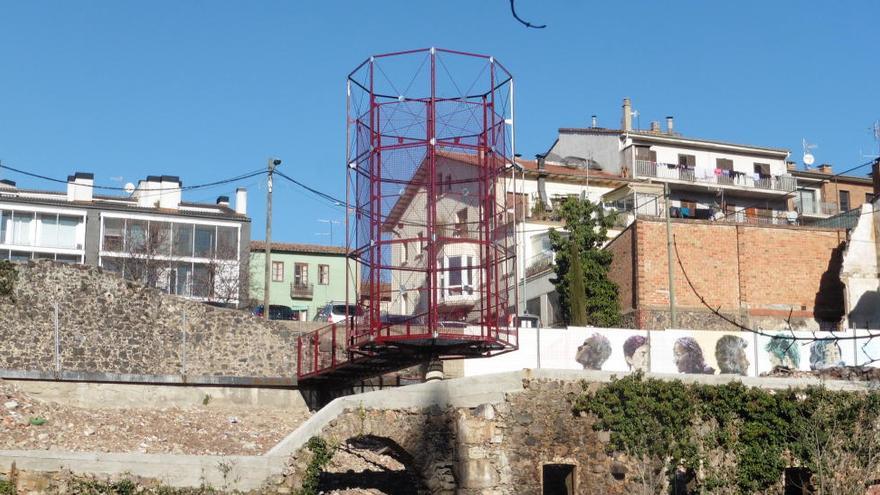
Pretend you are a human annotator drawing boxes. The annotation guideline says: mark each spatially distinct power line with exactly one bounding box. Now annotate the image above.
[274,169,345,206]
[0,160,266,193]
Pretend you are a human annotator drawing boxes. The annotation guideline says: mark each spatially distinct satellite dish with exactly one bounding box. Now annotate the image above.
[803,153,815,166]
[124,182,136,194]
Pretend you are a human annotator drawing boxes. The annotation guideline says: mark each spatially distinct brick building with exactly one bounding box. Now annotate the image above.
[606,217,847,331]
[790,163,875,220]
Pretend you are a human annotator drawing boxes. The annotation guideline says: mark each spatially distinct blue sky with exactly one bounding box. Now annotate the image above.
[0,1,877,244]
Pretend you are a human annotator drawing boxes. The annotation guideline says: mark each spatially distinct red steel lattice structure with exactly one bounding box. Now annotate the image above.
[297,48,519,384]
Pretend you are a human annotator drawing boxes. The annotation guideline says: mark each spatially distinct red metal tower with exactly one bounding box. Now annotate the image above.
[298,48,518,384]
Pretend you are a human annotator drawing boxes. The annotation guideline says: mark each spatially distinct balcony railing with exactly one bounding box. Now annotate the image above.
[634,160,797,192]
[793,199,839,216]
[525,251,554,277]
[290,282,314,299]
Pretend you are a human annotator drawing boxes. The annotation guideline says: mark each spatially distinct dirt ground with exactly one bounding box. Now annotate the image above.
[318,438,424,495]
[0,380,309,455]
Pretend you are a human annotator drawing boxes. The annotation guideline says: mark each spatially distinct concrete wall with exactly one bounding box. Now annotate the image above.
[605,218,847,330]
[0,261,302,385]
[840,203,880,328]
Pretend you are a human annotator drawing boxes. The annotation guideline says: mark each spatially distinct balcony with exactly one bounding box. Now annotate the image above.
[634,160,796,193]
[290,282,314,299]
[525,251,554,278]
[793,199,839,217]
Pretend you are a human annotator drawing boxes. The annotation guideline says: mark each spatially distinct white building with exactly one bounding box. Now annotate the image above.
[0,173,251,305]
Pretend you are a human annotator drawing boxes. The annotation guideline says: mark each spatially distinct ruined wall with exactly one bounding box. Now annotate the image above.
[607,218,846,330]
[280,378,643,494]
[0,261,301,384]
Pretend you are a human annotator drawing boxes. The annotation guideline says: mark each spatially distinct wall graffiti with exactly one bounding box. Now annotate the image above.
[462,327,873,378]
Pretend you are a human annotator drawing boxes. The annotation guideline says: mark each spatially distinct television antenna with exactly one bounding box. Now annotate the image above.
[802,139,818,167]
[871,121,880,156]
[317,219,341,245]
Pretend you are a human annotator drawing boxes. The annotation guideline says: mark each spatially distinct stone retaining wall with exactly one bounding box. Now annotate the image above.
[0,261,302,384]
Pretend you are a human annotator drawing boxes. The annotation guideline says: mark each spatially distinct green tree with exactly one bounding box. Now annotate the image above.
[549,196,621,327]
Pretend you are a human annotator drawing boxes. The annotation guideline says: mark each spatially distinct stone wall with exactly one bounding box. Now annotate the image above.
[0,261,302,384]
[606,218,847,330]
[281,377,647,494]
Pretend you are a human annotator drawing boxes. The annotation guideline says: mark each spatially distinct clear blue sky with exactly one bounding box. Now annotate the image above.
[1,1,877,244]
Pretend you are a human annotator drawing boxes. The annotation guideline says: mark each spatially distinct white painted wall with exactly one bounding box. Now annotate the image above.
[648,143,788,179]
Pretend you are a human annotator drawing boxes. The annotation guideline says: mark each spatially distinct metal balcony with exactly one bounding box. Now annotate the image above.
[290,282,314,299]
[634,160,796,192]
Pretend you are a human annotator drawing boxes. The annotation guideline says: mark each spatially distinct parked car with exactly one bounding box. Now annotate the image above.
[314,302,363,324]
[252,304,296,321]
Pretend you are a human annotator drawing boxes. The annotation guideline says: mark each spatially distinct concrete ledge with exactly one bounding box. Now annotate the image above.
[0,369,296,387]
[0,451,279,491]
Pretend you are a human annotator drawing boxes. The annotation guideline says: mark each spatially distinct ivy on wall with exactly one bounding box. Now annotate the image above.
[572,373,880,494]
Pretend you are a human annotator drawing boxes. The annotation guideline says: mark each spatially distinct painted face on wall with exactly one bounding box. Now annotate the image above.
[715,335,749,376]
[627,344,649,372]
[765,334,800,369]
[810,339,843,370]
[575,333,612,370]
[673,337,715,375]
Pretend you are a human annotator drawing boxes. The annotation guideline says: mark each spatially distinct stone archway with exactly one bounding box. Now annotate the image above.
[318,435,430,494]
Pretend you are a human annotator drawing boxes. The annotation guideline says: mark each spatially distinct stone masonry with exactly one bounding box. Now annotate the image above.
[606,218,847,331]
[0,260,300,383]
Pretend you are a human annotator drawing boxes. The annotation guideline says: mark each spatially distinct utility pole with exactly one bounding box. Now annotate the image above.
[263,158,281,320]
[664,182,677,328]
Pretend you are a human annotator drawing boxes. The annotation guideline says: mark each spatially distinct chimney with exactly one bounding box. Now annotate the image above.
[786,161,798,171]
[818,163,833,174]
[66,172,94,202]
[591,115,598,128]
[133,176,161,207]
[235,187,248,215]
[159,175,181,210]
[666,116,674,134]
[0,179,16,189]
[216,195,230,208]
[621,98,632,131]
[649,121,661,133]
[536,153,546,170]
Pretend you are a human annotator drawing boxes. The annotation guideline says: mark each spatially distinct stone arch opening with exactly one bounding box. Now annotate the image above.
[318,435,430,494]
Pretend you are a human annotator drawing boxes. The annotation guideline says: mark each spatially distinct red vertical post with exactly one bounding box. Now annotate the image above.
[427,47,438,336]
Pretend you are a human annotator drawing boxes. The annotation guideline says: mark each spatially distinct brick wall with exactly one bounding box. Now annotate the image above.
[608,218,846,330]
[605,225,634,313]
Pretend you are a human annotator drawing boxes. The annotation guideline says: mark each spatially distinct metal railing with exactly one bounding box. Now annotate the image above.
[290,282,314,299]
[634,160,796,192]
[525,251,554,277]
[793,199,839,216]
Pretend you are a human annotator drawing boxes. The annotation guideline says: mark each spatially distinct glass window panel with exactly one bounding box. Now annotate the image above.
[10,251,31,262]
[448,256,462,286]
[12,212,33,245]
[172,223,194,257]
[55,254,80,264]
[38,213,58,247]
[216,226,238,260]
[0,250,8,260]
[193,225,216,258]
[102,217,125,252]
[0,211,8,244]
[192,263,213,297]
[101,257,122,273]
[148,221,171,255]
[58,216,80,249]
[34,252,55,260]
[126,219,148,254]
[172,262,193,296]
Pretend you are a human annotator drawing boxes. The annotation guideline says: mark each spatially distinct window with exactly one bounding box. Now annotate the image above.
[172,223,194,257]
[319,264,329,285]
[172,262,193,296]
[193,225,216,258]
[455,208,468,237]
[677,154,696,167]
[0,211,8,244]
[798,190,817,214]
[635,146,656,162]
[716,158,734,171]
[11,212,34,246]
[216,226,238,260]
[126,219,148,254]
[149,221,171,255]
[839,190,851,212]
[192,263,213,298]
[57,216,79,248]
[754,162,771,178]
[102,218,124,252]
[867,192,875,204]
[294,263,309,286]
[542,464,575,495]
[446,175,452,193]
[443,255,473,295]
[272,261,284,282]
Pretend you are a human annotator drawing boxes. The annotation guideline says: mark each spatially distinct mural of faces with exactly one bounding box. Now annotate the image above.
[715,335,749,376]
[810,339,844,370]
[765,334,800,369]
[673,337,715,374]
[575,333,611,370]
[623,335,649,372]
